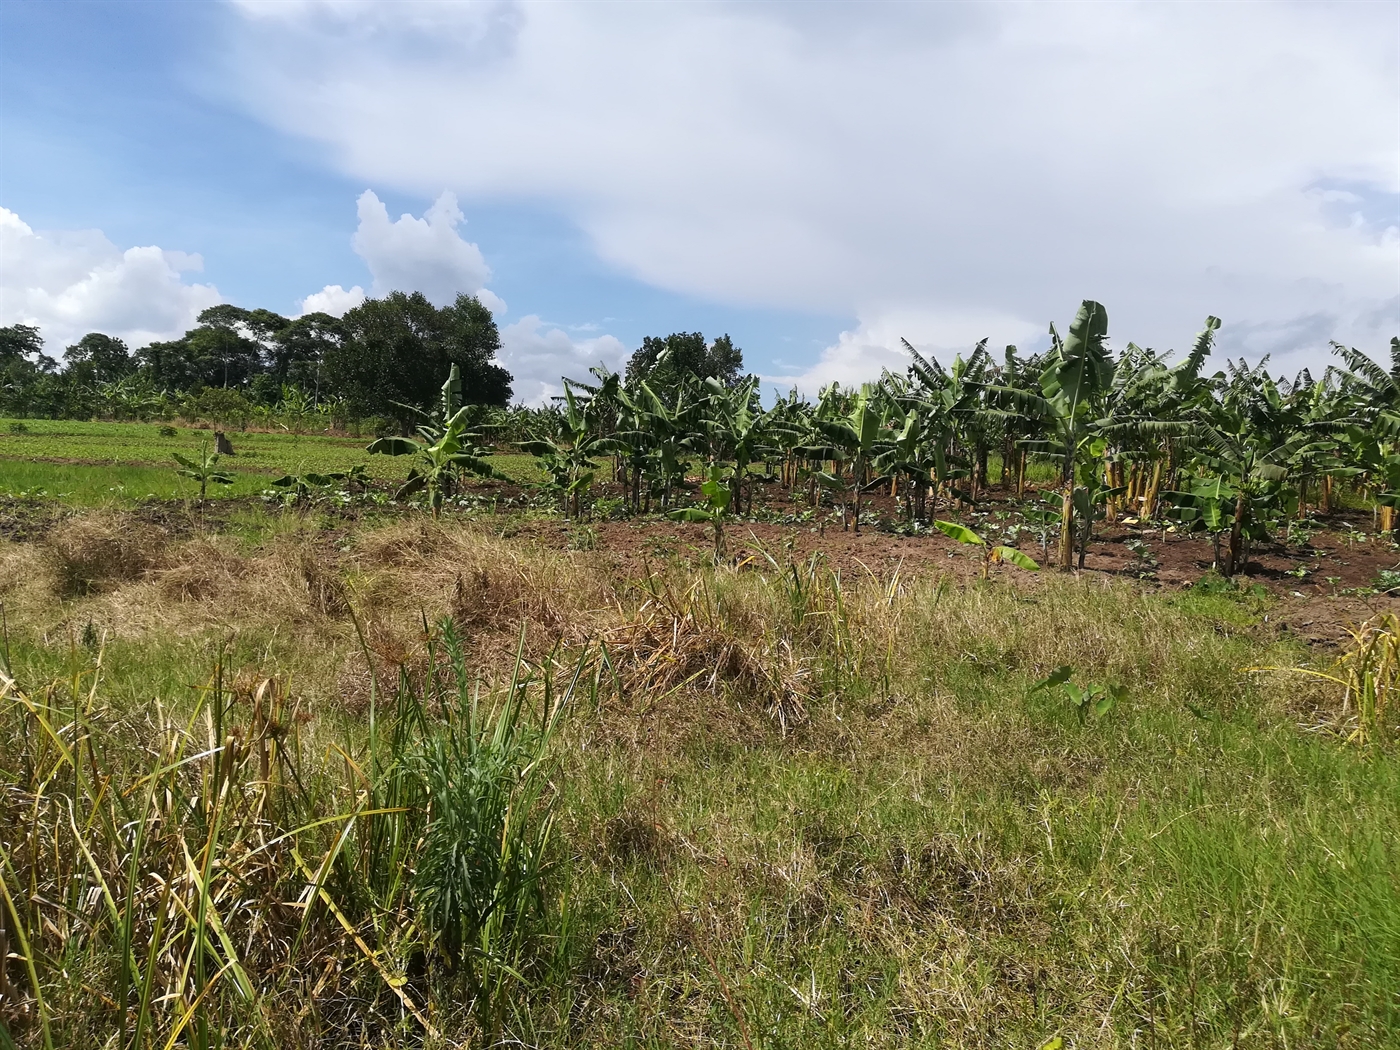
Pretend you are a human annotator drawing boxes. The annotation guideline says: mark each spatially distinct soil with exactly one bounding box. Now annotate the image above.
[512,482,1400,651]
[5,479,1397,650]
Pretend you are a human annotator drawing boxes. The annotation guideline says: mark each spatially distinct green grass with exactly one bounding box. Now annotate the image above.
[0,417,546,502]
[1,506,1395,1048]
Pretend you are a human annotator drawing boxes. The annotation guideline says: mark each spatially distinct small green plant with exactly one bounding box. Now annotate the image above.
[592,495,629,521]
[156,424,177,437]
[1018,501,1062,556]
[7,420,30,434]
[933,519,1040,579]
[1124,536,1159,576]
[1374,568,1400,593]
[172,440,234,499]
[1032,665,1126,723]
[268,465,371,504]
[669,463,733,563]
[566,523,599,550]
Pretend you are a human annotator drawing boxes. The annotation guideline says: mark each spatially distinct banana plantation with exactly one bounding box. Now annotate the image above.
[517,301,1400,575]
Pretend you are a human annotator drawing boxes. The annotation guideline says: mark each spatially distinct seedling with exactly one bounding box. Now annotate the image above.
[172,440,235,499]
[933,519,1039,580]
[669,464,733,563]
[1032,665,1125,723]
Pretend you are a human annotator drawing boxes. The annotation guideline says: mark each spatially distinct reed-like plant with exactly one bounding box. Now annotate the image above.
[411,623,571,1035]
[0,618,586,1048]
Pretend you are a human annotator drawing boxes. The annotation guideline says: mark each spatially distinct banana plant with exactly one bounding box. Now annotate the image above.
[811,384,884,533]
[520,378,616,518]
[668,463,733,563]
[873,399,930,522]
[369,366,505,516]
[1334,338,1400,530]
[269,464,371,504]
[609,378,698,512]
[989,301,1115,570]
[932,519,1040,579]
[699,374,787,515]
[173,440,234,499]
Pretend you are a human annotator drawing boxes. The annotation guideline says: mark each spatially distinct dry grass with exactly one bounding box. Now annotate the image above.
[42,511,169,595]
[2,508,1396,1047]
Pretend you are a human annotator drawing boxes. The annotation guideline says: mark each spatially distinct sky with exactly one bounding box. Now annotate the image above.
[1,0,1396,404]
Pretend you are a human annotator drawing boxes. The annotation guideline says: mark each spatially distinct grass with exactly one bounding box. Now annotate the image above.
[0,417,545,503]
[0,504,1396,1047]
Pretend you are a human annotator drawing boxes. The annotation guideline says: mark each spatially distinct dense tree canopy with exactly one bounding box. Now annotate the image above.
[326,292,512,422]
[624,332,745,399]
[63,333,134,385]
[0,324,45,363]
[0,294,513,422]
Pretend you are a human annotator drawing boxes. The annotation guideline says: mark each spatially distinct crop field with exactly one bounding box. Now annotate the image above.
[2,315,1400,1049]
[0,418,546,502]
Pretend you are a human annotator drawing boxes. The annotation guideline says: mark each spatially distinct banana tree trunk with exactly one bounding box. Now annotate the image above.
[1058,483,1075,571]
[1104,455,1117,523]
[1017,451,1027,498]
[1143,460,1162,520]
[1321,474,1334,516]
[1382,504,1395,533]
[1224,491,1247,576]
[853,454,864,534]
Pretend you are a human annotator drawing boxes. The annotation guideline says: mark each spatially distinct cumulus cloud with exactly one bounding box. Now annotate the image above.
[0,206,220,351]
[767,309,1045,396]
[298,283,366,317]
[230,1,1398,380]
[350,190,504,312]
[499,315,627,406]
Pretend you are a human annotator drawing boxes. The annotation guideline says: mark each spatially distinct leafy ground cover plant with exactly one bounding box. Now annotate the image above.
[932,519,1040,579]
[1031,664,1127,723]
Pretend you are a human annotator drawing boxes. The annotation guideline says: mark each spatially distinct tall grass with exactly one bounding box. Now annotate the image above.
[0,616,588,1048]
[1,512,1396,1046]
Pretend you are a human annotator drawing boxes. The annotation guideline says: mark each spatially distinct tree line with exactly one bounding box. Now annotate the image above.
[0,290,747,436]
[0,292,510,426]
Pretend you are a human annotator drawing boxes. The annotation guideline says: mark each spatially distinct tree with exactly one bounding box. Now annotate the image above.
[327,292,512,424]
[0,324,62,417]
[63,333,133,385]
[0,324,44,363]
[268,312,345,400]
[136,319,264,392]
[444,294,513,406]
[624,332,745,398]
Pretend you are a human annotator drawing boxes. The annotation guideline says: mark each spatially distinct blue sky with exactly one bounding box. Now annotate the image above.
[2,1,1396,402]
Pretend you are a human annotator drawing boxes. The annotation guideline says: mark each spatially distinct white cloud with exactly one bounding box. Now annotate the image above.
[499,314,626,406]
[767,309,1044,396]
[298,283,366,317]
[350,189,504,311]
[0,206,221,352]
[230,1,1398,378]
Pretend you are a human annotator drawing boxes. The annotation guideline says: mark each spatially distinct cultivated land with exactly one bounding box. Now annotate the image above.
[1,423,1397,1049]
